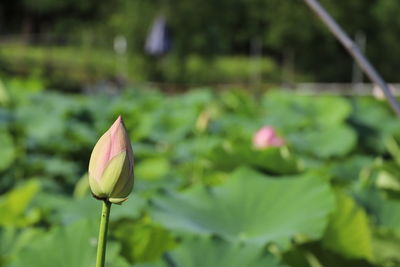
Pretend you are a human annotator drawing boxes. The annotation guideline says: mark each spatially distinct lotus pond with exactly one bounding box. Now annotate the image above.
[1,78,400,267]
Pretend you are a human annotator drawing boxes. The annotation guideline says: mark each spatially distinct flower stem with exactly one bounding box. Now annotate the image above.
[96,200,111,267]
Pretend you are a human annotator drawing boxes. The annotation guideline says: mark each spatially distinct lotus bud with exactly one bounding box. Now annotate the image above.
[253,126,285,150]
[88,116,134,204]
[372,84,396,101]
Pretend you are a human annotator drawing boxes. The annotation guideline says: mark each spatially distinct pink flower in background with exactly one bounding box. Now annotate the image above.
[253,126,285,149]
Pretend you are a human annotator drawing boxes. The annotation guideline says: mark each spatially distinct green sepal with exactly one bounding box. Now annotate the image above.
[99,152,127,196]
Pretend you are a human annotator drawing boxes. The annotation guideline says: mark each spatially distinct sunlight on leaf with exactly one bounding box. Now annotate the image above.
[150,167,335,249]
[322,192,373,260]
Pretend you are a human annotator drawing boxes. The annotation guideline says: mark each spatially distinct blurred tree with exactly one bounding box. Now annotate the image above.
[0,0,115,44]
[0,0,400,82]
[371,0,400,81]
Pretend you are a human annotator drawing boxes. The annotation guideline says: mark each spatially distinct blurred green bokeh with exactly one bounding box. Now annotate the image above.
[1,1,400,266]
[0,76,398,266]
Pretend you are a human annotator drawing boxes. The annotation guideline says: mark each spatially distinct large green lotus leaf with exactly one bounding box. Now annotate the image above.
[281,247,312,267]
[66,120,97,147]
[133,263,166,267]
[208,142,301,174]
[150,108,198,143]
[331,155,374,183]
[9,220,129,267]
[133,236,285,267]
[146,94,207,143]
[7,77,44,98]
[110,90,163,142]
[169,236,285,267]
[349,98,400,153]
[15,93,70,147]
[236,145,301,174]
[136,157,171,181]
[173,136,221,162]
[300,242,376,267]
[0,180,40,227]
[322,192,373,260]
[0,227,44,265]
[289,126,356,158]
[374,158,400,193]
[312,96,352,127]
[0,131,16,171]
[209,115,259,143]
[26,155,80,184]
[383,136,400,165]
[261,92,311,130]
[372,230,400,265]
[133,142,166,159]
[261,93,351,130]
[150,167,335,249]
[378,198,400,230]
[39,194,146,225]
[366,188,400,232]
[351,98,400,134]
[179,89,214,108]
[220,89,258,116]
[0,79,10,105]
[113,219,176,264]
[376,168,400,193]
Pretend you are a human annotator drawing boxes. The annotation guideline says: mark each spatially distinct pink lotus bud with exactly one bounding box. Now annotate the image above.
[88,116,134,204]
[253,126,285,150]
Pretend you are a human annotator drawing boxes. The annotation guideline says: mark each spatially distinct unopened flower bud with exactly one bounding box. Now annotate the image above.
[253,126,285,150]
[88,116,134,204]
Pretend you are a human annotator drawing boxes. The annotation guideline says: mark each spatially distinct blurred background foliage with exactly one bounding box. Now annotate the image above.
[0,77,399,266]
[1,0,400,88]
[1,0,400,266]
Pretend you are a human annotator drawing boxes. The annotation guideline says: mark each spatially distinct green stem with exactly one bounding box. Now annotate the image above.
[96,200,112,267]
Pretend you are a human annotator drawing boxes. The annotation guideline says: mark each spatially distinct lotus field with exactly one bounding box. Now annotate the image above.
[1,79,400,267]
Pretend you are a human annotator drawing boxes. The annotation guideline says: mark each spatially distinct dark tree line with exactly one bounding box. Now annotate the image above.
[1,0,400,82]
